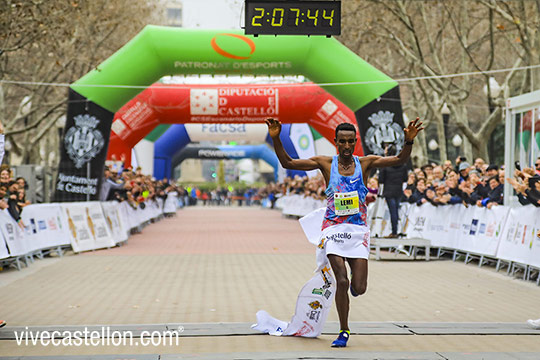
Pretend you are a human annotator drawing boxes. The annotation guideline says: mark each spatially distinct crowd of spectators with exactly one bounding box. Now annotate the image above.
[0,122,31,227]
[0,165,31,227]
[101,163,179,210]
[255,155,540,211]
[101,153,540,212]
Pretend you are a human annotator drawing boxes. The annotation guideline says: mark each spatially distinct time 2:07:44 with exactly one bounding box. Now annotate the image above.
[251,7,335,27]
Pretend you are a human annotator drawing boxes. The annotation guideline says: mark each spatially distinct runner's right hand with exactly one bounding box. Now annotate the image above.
[265,118,281,138]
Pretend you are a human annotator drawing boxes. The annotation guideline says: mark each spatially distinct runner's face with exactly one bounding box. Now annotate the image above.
[335,130,356,158]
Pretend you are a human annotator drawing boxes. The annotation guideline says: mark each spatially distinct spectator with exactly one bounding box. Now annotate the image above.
[406,178,426,205]
[365,176,378,206]
[442,160,453,174]
[433,182,451,205]
[476,176,503,208]
[0,166,11,186]
[378,144,408,238]
[458,162,471,183]
[432,165,445,183]
[510,174,540,207]
[536,157,540,176]
[15,177,28,190]
[405,172,417,191]
[424,185,438,206]
[445,176,464,204]
[474,158,486,173]
[486,164,499,177]
[455,156,467,172]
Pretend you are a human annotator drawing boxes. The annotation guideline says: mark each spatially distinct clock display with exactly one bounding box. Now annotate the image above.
[245,1,341,36]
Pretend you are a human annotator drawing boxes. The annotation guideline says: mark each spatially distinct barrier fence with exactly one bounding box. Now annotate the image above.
[3,192,538,280]
[275,195,540,273]
[0,192,179,270]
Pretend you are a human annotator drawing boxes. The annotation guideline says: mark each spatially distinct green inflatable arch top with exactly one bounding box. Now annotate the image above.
[72,25,397,114]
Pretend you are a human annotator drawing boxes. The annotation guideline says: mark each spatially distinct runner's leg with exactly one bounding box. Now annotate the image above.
[328,254,350,331]
[348,258,368,296]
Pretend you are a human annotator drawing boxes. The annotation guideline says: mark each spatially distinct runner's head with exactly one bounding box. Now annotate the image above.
[335,123,357,158]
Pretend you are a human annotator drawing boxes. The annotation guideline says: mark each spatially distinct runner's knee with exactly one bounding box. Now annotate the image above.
[352,280,367,295]
[336,276,349,289]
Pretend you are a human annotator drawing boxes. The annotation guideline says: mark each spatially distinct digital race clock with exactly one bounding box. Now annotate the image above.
[245,1,341,36]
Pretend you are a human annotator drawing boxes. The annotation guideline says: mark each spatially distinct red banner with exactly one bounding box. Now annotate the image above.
[108,83,362,164]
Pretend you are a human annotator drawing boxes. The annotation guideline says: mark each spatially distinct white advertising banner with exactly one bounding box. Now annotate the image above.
[0,210,28,257]
[496,206,540,267]
[184,123,268,142]
[281,195,325,217]
[100,202,129,244]
[122,202,142,230]
[61,202,115,253]
[454,205,509,256]
[0,235,9,259]
[21,204,71,251]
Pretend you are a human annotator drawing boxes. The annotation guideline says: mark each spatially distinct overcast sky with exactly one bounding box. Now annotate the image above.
[181,0,244,29]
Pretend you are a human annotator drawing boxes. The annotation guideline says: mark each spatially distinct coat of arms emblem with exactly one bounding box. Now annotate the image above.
[364,110,404,155]
[64,114,105,168]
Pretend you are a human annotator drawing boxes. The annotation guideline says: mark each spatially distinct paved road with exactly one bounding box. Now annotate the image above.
[1,207,539,358]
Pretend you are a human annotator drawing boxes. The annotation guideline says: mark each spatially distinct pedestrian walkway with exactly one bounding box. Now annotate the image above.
[0,207,539,358]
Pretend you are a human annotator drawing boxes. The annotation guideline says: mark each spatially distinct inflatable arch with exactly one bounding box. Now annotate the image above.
[56,26,404,201]
[171,144,279,180]
[107,82,361,167]
[153,123,304,180]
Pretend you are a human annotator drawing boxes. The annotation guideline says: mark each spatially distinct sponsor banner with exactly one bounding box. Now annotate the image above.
[120,202,141,231]
[0,230,9,259]
[454,205,509,256]
[21,204,71,252]
[354,87,406,156]
[189,87,278,122]
[184,123,268,142]
[280,194,325,217]
[54,89,114,202]
[101,202,129,244]
[289,124,317,178]
[61,202,115,252]
[0,210,28,257]
[496,206,540,267]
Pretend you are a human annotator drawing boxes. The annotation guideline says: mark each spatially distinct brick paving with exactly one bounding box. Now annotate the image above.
[1,206,539,356]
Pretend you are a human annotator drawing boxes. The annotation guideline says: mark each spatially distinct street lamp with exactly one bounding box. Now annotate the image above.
[483,77,502,99]
[451,134,463,147]
[441,103,451,160]
[428,139,439,151]
[483,77,502,163]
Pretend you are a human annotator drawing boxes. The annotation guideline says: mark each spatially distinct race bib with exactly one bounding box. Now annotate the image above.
[334,191,359,216]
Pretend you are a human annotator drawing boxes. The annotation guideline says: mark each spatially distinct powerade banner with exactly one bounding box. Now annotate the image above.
[54,89,114,202]
[354,87,406,156]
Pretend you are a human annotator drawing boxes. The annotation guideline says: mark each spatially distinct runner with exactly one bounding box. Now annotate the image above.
[265,117,423,347]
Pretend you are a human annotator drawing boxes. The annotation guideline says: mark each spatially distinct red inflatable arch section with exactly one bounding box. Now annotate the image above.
[108,83,362,166]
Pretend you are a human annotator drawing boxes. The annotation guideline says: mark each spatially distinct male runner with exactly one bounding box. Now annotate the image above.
[265,117,423,347]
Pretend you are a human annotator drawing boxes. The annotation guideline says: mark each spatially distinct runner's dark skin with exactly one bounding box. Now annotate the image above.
[265,117,424,332]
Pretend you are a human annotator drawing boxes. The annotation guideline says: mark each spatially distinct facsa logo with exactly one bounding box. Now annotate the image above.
[211,33,256,60]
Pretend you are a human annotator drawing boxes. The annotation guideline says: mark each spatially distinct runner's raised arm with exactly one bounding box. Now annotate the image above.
[265,118,326,172]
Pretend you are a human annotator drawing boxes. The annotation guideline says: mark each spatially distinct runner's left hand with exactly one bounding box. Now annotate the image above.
[404,117,424,142]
